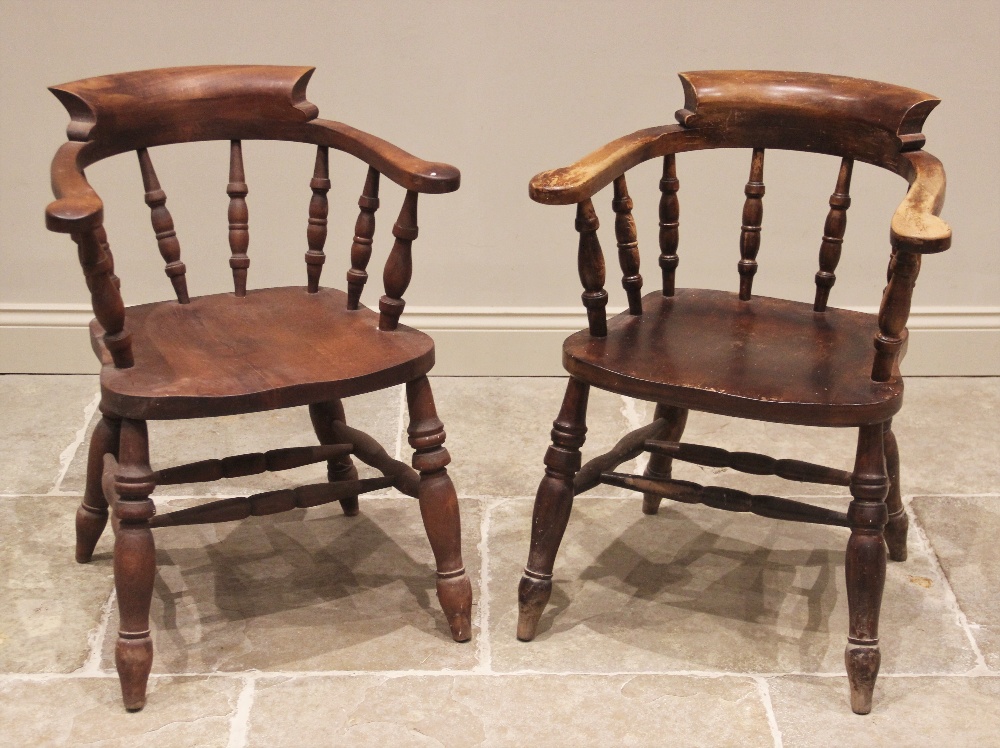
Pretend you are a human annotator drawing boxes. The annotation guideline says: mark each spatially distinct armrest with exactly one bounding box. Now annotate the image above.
[529,125,689,205]
[305,119,460,194]
[46,141,103,233]
[890,150,951,253]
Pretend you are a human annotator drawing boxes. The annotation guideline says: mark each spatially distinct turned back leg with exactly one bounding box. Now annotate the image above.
[76,413,121,563]
[309,399,361,516]
[882,420,908,562]
[517,377,590,641]
[642,404,688,515]
[845,422,889,714]
[406,375,472,642]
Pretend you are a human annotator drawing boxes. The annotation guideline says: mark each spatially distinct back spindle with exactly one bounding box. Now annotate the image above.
[136,148,189,303]
[227,140,250,297]
[612,175,643,314]
[738,148,765,301]
[576,198,608,336]
[346,167,381,310]
[658,154,680,297]
[305,146,330,293]
[814,158,854,311]
[378,190,418,331]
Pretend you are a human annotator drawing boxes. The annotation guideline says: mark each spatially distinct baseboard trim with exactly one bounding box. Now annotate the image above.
[2,302,998,375]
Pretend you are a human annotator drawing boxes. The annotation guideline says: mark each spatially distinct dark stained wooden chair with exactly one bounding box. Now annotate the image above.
[45,65,472,710]
[516,71,951,714]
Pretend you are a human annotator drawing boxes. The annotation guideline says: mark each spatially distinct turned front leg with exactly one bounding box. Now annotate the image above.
[406,376,472,642]
[113,419,157,711]
[309,400,360,516]
[641,404,688,515]
[517,377,589,641]
[76,412,121,563]
[845,422,890,715]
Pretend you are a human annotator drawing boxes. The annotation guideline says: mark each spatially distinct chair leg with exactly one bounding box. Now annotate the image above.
[113,419,157,711]
[309,399,360,516]
[76,413,121,563]
[845,422,889,715]
[405,375,472,643]
[882,420,907,562]
[517,377,589,641]
[642,404,688,515]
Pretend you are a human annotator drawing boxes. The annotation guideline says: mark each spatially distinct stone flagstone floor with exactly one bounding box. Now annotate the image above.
[1,375,998,746]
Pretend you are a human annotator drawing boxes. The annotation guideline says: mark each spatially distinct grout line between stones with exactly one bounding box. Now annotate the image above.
[226,676,256,748]
[474,498,504,674]
[75,589,116,675]
[50,391,100,494]
[753,676,783,748]
[4,670,997,683]
[905,496,991,672]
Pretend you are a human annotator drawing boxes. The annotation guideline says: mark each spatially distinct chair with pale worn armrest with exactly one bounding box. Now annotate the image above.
[515,70,951,714]
[46,65,472,710]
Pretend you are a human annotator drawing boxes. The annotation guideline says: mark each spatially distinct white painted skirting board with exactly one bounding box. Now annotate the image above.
[1,302,998,375]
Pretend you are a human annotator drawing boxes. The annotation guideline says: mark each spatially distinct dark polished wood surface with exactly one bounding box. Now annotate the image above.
[46,64,471,711]
[517,69,951,716]
[90,287,435,420]
[564,289,902,426]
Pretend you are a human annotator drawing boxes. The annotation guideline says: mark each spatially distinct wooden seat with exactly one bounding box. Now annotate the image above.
[564,289,902,426]
[93,287,435,419]
[45,65,472,711]
[515,70,951,716]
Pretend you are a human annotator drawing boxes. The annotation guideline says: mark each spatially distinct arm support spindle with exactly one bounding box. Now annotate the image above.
[658,154,680,296]
[814,158,854,311]
[738,148,765,301]
[378,190,418,331]
[576,198,609,336]
[227,140,250,296]
[612,175,643,314]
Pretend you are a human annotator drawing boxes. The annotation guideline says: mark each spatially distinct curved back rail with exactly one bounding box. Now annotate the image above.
[527,70,951,381]
[45,65,460,369]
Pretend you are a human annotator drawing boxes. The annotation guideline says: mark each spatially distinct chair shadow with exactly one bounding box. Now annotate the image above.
[533,501,845,671]
[140,502,455,672]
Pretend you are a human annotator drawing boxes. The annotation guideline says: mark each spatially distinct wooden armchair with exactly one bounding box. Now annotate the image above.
[515,71,951,714]
[45,65,472,710]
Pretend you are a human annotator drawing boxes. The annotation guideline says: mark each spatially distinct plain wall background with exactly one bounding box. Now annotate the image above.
[1,0,998,372]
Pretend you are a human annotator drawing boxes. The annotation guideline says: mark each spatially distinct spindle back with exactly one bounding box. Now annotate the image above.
[46,65,460,369]
[529,70,950,383]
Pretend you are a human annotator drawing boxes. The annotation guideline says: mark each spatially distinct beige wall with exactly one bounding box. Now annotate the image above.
[2,0,998,373]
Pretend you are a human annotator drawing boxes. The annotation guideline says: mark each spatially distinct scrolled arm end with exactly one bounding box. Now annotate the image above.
[45,195,104,234]
[890,150,951,254]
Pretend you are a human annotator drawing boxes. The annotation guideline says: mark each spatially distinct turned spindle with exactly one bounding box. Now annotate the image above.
[378,190,418,331]
[346,167,380,309]
[814,158,854,311]
[658,154,680,297]
[738,148,765,301]
[576,198,608,336]
[305,146,330,293]
[227,140,250,296]
[872,247,921,381]
[136,149,189,303]
[74,228,132,368]
[612,175,643,314]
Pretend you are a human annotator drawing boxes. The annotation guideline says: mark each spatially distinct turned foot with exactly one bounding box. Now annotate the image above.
[76,414,120,563]
[845,644,881,715]
[885,509,909,562]
[117,635,154,711]
[437,571,473,642]
[516,574,552,641]
[75,504,109,563]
